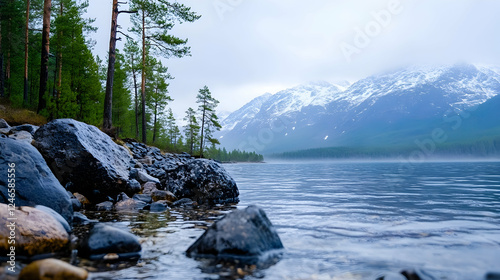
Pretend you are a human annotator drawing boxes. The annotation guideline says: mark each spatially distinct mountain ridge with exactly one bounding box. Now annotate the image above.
[218,64,500,155]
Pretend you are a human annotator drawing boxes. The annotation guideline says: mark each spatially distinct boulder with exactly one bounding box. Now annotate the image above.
[161,159,239,205]
[125,140,239,205]
[34,205,71,233]
[486,273,500,280]
[33,119,133,202]
[0,205,69,256]
[186,205,283,263]
[8,130,33,143]
[19,258,88,280]
[79,224,141,260]
[0,137,73,223]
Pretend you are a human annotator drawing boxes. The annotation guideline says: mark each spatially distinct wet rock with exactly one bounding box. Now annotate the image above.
[74,193,91,209]
[33,119,133,202]
[152,190,177,202]
[79,224,141,260]
[172,198,194,207]
[95,201,113,211]
[73,212,97,225]
[133,194,152,204]
[115,198,147,211]
[10,124,39,136]
[186,205,284,263]
[0,137,73,223]
[376,272,407,280]
[0,119,9,129]
[0,205,69,256]
[8,130,33,143]
[125,139,239,205]
[141,182,159,195]
[126,179,141,195]
[149,201,168,212]
[400,270,422,280]
[34,205,72,233]
[130,168,160,185]
[486,272,500,280]
[19,258,88,280]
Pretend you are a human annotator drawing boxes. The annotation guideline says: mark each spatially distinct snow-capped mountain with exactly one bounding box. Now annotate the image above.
[218,64,500,154]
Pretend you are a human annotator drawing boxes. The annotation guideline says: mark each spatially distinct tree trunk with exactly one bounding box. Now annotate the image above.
[56,1,63,99]
[0,22,4,98]
[24,0,30,105]
[199,106,206,158]
[103,0,119,130]
[141,9,147,143]
[38,0,51,113]
[152,98,157,143]
[132,65,139,139]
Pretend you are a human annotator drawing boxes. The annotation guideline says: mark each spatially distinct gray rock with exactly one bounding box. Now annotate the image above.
[33,119,133,203]
[10,124,39,136]
[95,201,113,211]
[73,212,96,225]
[486,272,500,280]
[186,205,283,263]
[79,224,141,260]
[8,130,33,143]
[34,205,72,233]
[115,198,147,211]
[137,170,160,184]
[0,119,10,129]
[151,190,176,202]
[125,139,238,205]
[172,198,194,207]
[126,179,141,195]
[0,137,73,223]
[133,194,152,204]
[149,201,168,212]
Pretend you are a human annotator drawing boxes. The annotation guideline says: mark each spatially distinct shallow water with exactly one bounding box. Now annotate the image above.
[9,161,500,280]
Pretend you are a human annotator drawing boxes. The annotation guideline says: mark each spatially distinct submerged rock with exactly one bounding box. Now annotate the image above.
[186,205,283,263]
[19,258,88,280]
[79,224,141,260]
[0,137,73,223]
[0,205,69,256]
[33,119,133,202]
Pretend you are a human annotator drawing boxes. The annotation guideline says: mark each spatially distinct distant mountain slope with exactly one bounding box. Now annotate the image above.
[218,64,500,154]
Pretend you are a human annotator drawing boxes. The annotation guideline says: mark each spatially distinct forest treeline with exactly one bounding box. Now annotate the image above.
[273,136,500,160]
[0,0,264,162]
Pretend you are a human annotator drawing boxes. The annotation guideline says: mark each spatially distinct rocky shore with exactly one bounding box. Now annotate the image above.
[0,118,281,279]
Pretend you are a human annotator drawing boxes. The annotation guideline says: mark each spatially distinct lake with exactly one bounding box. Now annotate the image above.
[90,161,500,279]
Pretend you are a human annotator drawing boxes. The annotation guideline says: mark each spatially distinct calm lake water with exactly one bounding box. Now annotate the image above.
[90,161,500,280]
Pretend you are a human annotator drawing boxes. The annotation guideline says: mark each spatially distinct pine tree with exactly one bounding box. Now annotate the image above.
[196,86,221,157]
[146,58,172,143]
[123,38,141,139]
[184,107,199,155]
[37,0,51,113]
[111,50,133,137]
[130,0,200,143]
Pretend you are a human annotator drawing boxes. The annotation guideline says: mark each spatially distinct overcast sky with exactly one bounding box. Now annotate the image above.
[86,0,500,118]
